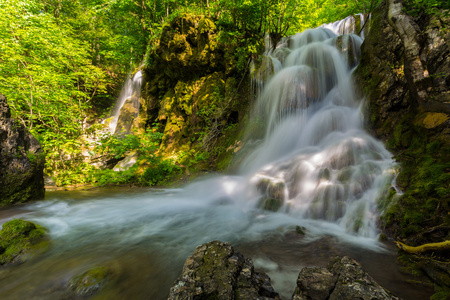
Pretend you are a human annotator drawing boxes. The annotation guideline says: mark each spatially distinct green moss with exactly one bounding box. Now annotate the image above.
[70,266,114,297]
[0,219,48,265]
[379,113,450,241]
[431,286,450,300]
[259,198,283,212]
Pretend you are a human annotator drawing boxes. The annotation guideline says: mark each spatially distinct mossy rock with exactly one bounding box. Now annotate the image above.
[0,219,48,265]
[70,265,116,297]
[259,197,283,212]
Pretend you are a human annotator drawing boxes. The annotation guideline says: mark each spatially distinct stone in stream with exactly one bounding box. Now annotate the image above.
[168,240,280,300]
[0,219,48,265]
[169,241,400,300]
[292,256,399,300]
[0,93,45,206]
[70,265,117,297]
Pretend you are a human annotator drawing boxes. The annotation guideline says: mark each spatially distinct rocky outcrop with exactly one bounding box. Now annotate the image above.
[114,97,140,136]
[0,93,45,205]
[142,14,261,170]
[355,0,449,242]
[168,241,280,300]
[355,2,449,297]
[292,256,398,300]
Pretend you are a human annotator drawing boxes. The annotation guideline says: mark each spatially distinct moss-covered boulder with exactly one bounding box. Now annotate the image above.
[0,93,45,206]
[0,219,48,265]
[292,256,399,300]
[168,241,280,300]
[70,265,116,297]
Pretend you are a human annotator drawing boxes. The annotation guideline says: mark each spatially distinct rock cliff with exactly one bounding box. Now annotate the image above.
[141,14,262,170]
[355,0,449,243]
[0,93,45,205]
[355,1,449,296]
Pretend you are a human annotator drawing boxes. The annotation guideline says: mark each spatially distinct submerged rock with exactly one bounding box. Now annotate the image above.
[0,93,45,206]
[168,241,280,300]
[292,256,399,300]
[70,266,116,297]
[0,219,48,265]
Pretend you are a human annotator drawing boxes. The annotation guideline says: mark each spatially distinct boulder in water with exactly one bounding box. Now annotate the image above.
[0,219,48,265]
[0,93,45,206]
[70,265,117,297]
[292,256,399,300]
[168,240,280,300]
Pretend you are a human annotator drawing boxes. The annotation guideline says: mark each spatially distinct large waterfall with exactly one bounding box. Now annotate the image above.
[242,15,394,238]
[0,16,409,300]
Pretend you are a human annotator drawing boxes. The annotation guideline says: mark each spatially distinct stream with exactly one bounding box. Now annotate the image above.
[0,187,433,299]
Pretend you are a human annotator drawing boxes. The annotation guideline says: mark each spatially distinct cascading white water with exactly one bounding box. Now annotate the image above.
[109,70,143,132]
[243,19,394,238]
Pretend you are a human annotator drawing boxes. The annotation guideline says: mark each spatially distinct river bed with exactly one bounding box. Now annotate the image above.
[0,186,433,299]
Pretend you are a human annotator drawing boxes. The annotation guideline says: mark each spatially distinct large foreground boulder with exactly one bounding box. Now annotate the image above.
[0,219,48,265]
[0,93,45,205]
[168,241,280,300]
[292,256,399,300]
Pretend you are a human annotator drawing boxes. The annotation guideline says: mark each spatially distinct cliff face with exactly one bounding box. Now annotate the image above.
[355,0,449,243]
[0,93,45,205]
[355,1,449,292]
[141,14,262,170]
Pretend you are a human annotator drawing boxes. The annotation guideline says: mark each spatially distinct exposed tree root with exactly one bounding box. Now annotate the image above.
[396,240,450,253]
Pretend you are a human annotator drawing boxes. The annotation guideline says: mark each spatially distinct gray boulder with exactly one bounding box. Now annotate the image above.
[0,93,45,205]
[168,240,280,300]
[292,256,399,300]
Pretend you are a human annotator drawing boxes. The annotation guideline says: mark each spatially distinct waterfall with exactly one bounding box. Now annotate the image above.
[109,70,143,134]
[242,19,395,238]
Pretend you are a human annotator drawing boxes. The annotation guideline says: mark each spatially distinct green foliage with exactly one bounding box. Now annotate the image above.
[404,0,450,16]
[52,128,181,187]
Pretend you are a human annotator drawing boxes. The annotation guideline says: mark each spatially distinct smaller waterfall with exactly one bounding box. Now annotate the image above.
[109,70,143,134]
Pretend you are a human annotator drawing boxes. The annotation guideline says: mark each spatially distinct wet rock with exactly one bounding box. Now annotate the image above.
[168,240,280,300]
[0,93,45,206]
[253,174,286,212]
[70,266,115,297]
[292,256,399,300]
[0,219,48,265]
[114,96,140,136]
